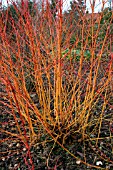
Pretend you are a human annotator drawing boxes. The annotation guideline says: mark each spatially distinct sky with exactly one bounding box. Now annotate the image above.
[63,0,110,13]
[1,0,110,13]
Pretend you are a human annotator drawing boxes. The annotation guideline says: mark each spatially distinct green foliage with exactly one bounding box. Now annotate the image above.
[70,0,85,16]
[50,0,57,18]
[1,0,37,31]
[99,7,112,51]
[8,4,19,20]
[62,48,91,61]
[63,0,86,47]
[100,7,112,24]
[27,0,37,17]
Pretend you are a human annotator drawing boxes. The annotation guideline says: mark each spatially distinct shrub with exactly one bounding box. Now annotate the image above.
[0,0,113,169]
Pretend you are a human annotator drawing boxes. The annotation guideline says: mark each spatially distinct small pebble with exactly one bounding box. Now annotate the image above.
[2,157,5,161]
[23,147,27,151]
[30,93,36,98]
[14,164,18,167]
[96,161,103,166]
[9,164,13,169]
[17,151,19,155]
[37,159,39,163]
[36,146,40,150]
[9,144,13,148]
[16,143,20,147]
[76,160,81,165]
